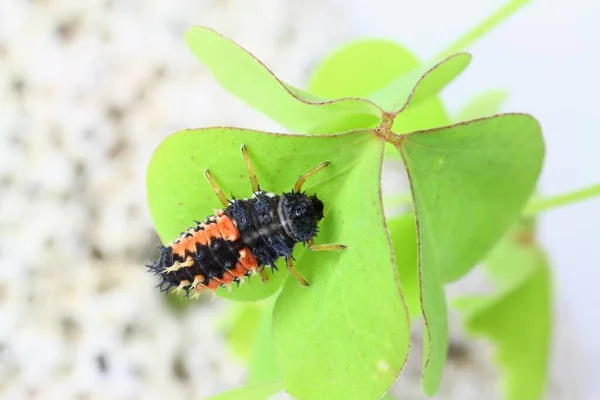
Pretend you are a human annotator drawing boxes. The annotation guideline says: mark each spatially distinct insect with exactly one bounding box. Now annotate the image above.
[147,144,346,299]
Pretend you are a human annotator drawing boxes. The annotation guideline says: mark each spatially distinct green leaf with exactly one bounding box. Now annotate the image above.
[368,53,471,113]
[308,39,419,98]
[454,223,551,400]
[272,135,410,400]
[185,27,382,134]
[206,382,283,400]
[305,37,451,158]
[397,114,544,282]
[388,213,420,318]
[146,128,390,302]
[457,90,509,122]
[248,298,279,385]
[395,114,544,395]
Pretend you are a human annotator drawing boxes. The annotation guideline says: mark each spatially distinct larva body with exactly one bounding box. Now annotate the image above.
[148,191,324,295]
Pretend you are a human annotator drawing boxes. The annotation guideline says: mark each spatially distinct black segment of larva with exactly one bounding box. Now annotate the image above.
[206,237,240,277]
[227,200,250,231]
[279,191,324,242]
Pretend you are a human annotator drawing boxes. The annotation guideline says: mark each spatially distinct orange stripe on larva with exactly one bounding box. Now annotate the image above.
[214,271,236,285]
[184,236,196,254]
[172,229,208,257]
[194,228,208,245]
[238,247,259,271]
[216,214,240,241]
[172,238,187,258]
[203,222,222,243]
[205,278,221,292]
[228,262,248,278]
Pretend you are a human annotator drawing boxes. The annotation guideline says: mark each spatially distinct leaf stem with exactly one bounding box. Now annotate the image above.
[525,184,600,215]
[435,0,532,60]
[386,183,600,216]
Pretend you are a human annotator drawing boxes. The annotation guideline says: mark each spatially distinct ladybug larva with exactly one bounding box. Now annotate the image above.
[147,144,346,299]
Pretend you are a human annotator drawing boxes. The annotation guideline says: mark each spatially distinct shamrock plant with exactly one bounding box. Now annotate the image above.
[146,2,600,399]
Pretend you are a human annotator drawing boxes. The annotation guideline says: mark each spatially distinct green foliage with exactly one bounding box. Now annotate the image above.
[146,4,600,398]
[396,114,543,395]
[185,27,381,134]
[308,39,420,99]
[305,38,451,160]
[368,53,471,113]
[454,220,551,400]
[147,126,411,399]
[397,115,544,283]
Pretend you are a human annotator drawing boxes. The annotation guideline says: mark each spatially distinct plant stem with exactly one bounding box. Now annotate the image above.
[386,184,600,216]
[525,184,600,215]
[435,0,532,60]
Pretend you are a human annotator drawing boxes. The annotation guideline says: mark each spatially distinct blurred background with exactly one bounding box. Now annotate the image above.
[0,0,598,399]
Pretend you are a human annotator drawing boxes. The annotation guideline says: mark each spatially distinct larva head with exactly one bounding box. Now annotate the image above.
[280,191,325,242]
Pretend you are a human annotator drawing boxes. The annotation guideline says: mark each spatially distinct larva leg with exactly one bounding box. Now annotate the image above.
[286,257,309,287]
[293,161,330,192]
[204,169,229,207]
[307,243,347,252]
[259,266,269,284]
[241,144,260,193]
[306,238,347,252]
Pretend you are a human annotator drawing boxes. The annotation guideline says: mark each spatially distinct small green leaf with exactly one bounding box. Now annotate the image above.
[395,114,544,395]
[308,39,419,98]
[388,213,420,318]
[368,53,471,113]
[457,90,509,122]
[272,135,410,400]
[454,223,551,400]
[248,298,279,385]
[206,382,283,400]
[185,27,382,133]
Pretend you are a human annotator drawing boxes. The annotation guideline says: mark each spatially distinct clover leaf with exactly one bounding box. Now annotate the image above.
[393,114,544,394]
[147,127,411,399]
